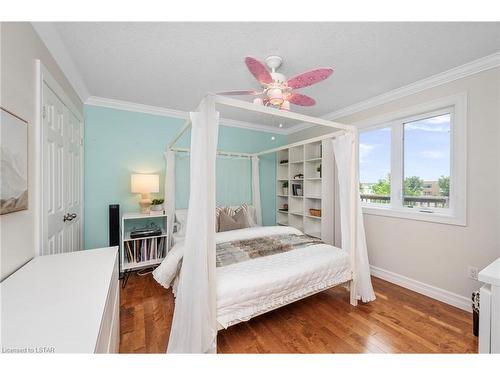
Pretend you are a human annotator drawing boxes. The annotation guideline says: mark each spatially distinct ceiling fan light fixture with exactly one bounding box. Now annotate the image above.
[281,100,290,111]
[253,97,264,106]
[268,88,284,106]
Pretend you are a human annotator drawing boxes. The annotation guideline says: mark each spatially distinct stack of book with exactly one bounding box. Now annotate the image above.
[124,237,166,264]
[291,183,303,196]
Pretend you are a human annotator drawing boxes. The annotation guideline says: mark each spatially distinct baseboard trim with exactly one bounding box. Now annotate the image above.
[370,265,471,312]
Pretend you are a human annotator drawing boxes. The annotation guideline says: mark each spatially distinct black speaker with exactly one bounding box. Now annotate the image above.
[109,204,120,247]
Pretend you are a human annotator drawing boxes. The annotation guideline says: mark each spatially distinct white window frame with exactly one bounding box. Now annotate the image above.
[358,92,467,226]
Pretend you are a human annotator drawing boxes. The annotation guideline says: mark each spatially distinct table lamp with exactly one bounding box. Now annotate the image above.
[131,174,159,214]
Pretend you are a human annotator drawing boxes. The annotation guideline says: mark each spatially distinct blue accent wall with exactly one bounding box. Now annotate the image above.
[84,105,286,249]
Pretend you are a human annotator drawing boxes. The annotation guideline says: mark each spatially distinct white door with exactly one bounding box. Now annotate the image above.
[42,83,83,255]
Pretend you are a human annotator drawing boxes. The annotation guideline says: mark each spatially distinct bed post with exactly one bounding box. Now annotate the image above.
[202,94,219,352]
[349,129,359,307]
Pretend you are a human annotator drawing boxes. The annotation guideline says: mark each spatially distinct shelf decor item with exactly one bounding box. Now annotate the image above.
[282,181,289,195]
[131,174,159,214]
[309,208,321,217]
[1,108,28,215]
[130,222,162,238]
[296,185,303,196]
[151,198,164,211]
[292,183,303,196]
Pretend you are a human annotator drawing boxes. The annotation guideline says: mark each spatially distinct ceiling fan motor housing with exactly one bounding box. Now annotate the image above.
[265,55,283,71]
[270,72,286,83]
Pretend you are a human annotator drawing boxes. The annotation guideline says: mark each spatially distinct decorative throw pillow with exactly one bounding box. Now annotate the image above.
[216,206,234,218]
[235,203,256,226]
[216,206,234,232]
[218,209,250,232]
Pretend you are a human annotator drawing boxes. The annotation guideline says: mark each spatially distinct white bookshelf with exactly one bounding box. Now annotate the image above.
[120,211,168,272]
[276,141,323,238]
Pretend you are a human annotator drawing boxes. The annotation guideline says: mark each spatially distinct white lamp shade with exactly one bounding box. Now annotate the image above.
[131,174,159,194]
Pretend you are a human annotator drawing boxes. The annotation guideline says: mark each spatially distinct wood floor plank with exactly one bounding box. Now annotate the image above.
[119,274,477,354]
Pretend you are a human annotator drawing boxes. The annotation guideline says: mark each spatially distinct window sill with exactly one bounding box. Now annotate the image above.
[361,205,466,226]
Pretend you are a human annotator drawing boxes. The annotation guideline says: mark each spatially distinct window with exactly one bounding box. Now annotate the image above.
[359,127,391,205]
[403,114,450,209]
[358,93,467,225]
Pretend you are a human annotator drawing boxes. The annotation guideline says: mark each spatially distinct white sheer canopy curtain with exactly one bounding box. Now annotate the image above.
[320,139,335,245]
[331,132,376,303]
[251,156,262,225]
[167,98,220,353]
[165,150,175,248]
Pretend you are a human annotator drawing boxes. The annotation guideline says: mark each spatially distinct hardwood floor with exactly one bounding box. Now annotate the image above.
[119,273,477,353]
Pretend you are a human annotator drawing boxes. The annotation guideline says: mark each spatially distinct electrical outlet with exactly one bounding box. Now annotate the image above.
[468,266,479,280]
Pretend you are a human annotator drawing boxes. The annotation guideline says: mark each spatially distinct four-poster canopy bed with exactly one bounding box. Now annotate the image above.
[152,94,375,353]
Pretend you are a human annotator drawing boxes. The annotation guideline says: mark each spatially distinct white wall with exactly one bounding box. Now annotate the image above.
[0,22,83,281]
[290,67,500,303]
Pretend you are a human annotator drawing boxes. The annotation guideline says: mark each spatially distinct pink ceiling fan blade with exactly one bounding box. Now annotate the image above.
[287,68,334,89]
[217,90,261,96]
[288,93,316,106]
[245,56,273,84]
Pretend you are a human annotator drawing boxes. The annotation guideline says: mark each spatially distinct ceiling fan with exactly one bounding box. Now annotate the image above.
[218,56,333,110]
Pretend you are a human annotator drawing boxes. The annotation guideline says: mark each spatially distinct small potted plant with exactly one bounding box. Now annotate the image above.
[317,164,322,178]
[282,181,289,196]
[151,198,164,211]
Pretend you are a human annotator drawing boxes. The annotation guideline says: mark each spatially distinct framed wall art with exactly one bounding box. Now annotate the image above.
[1,107,28,215]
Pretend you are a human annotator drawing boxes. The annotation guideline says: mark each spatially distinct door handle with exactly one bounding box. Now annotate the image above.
[63,213,77,222]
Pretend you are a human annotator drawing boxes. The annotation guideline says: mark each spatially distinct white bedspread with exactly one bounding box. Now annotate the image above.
[153,226,351,328]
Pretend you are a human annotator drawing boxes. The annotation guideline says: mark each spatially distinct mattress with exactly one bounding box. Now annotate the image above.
[214,226,351,328]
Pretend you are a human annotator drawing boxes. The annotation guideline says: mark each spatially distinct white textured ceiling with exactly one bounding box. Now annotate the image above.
[53,22,500,129]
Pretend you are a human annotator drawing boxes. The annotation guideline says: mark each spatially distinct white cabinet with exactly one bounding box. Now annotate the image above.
[276,141,324,238]
[479,257,500,354]
[120,211,168,273]
[1,247,119,353]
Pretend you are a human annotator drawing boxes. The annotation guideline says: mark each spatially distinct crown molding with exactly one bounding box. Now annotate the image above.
[31,22,90,103]
[286,51,500,134]
[86,96,187,119]
[85,96,289,135]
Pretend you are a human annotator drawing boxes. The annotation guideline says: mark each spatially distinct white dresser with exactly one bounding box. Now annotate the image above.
[479,257,500,354]
[1,247,119,353]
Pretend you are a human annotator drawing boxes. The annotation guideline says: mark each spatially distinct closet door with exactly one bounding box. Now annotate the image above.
[42,83,83,255]
[64,107,82,252]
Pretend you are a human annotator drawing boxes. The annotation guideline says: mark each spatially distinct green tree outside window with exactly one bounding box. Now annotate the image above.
[404,176,424,196]
[439,175,450,196]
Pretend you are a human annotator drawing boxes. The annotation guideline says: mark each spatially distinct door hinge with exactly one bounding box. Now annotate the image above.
[42,106,47,119]
[80,138,84,146]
